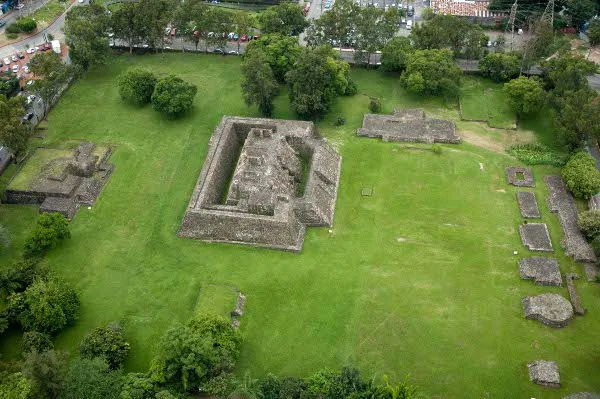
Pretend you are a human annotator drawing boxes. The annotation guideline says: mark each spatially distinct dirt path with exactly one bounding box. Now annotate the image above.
[458,128,536,154]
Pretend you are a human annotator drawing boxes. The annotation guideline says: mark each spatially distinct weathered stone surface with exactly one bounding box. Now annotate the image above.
[506,166,535,187]
[519,223,554,252]
[517,191,541,218]
[584,263,599,282]
[356,109,460,144]
[178,117,342,252]
[564,393,600,399]
[522,293,574,328]
[519,257,562,286]
[545,175,597,263]
[528,360,560,388]
[39,197,78,220]
[566,273,586,315]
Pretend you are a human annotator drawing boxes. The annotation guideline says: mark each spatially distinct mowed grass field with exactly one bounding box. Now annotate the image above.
[1,53,600,398]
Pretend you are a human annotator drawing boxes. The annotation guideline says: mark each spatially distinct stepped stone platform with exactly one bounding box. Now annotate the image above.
[522,293,574,328]
[528,360,560,388]
[519,223,553,252]
[178,116,342,252]
[517,191,541,218]
[545,175,597,263]
[506,167,535,187]
[566,273,585,315]
[5,143,113,220]
[356,108,460,144]
[519,257,562,286]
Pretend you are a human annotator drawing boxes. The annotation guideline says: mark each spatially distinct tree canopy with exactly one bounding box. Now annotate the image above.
[381,37,415,72]
[562,152,600,198]
[503,76,546,115]
[80,323,131,370]
[241,49,279,117]
[259,3,309,36]
[118,67,157,106]
[400,49,462,96]
[0,94,29,157]
[151,75,197,118]
[479,53,521,82]
[64,4,111,70]
[246,33,302,83]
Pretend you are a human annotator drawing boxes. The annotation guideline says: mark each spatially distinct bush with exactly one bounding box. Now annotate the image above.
[369,97,382,113]
[80,323,130,370]
[590,235,600,257]
[120,373,156,399]
[8,276,79,335]
[151,75,197,118]
[506,142,568,167]
[16,18,37,33]
[478,53,520,82]
[118,68,157,106]
[431,144,442,154]
[562,152,600,199]
[22,331,54,355]
[334,116,346,126]
[6,33,18,40]
[344,79,358,96]
[61,357,122,399]
[578,210,600,238]
[23,213,70,258]
[5,24,21,34]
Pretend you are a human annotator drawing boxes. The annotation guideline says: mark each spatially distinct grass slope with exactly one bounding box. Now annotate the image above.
[460,77,517,130]
[0,54,598,398]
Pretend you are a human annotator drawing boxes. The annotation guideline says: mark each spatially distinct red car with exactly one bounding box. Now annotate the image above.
[240,34,248,42]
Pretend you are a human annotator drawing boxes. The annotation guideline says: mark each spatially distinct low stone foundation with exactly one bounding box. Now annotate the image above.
[519,257,562,286]
[517,191,541,219]
[506,167,535,187]
[522,293,574,328]
[519,223,553,252]
[528,360,560,388]
[39,197,78,220]
[566,273,585,315]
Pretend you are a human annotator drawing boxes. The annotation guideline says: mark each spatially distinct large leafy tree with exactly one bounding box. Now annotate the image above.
[305,0,359,48]
[61,358,123,399]
[80,323,131,370]
[24,212,71,258]
[553,89,600,151]
[120,373,157,399]
[503,76,546,115]
[478,53,521,82]
[21,350,68,399]
[150,313,242,392]
[567,0,597,27]
[381,37,414,72]
[234,12,255,54]
[562,152,600,198]
[587,19,600,45]
[541,53,597,97]
[241,49,279,117]
[111,2,142,54]
[205,7,234,52]
[286,45,350,120]
[134,0,174,50]
[0,94,30,157]
[259,3,309,36]
[400,49,462,96]
[410,14,479,57]
[151,75,197,118]
[0,372,32,399]
[118,67,157,106]
[246,34,302,83]
[64,4,111,70]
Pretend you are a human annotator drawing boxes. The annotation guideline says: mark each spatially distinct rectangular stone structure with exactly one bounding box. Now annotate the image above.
[39,197,78,220]
[545,175,597,263]
[506,166,535,187]
[356,108,460,144]
[519,223,553,252]
[518,257,562,286]
[517,191,540,218]
[178,116,342,252]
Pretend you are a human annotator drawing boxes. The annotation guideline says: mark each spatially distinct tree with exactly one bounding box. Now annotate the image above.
[259,3,309,36]
[369,97,382,113]
[0,372,32,399]
[553,89,600,151]
[0,74,19,96]
[304,0,359,49]
[286,46,351,119]
[118,68,157,106]
[205,7,234,53]
[479,53,521,82]
[567,0,596,27]
[21,350,68,399]
[111,2,142,54]
[562,152,600,198]
[0,94,30,157]
[578,210,600,238]
[421,7,434,20]
[410,14,477,56]
[151,75,197,118]
[64,4,111,70]
[21,331,54,355]
[80,323,130,370]
[234,12,255,54]
[503,76,546,115]
[61,358,123,399]
[24,213,71,258]
[587,19,600,46]
[134,0,173,50]
[241,49,279,117]
[246,34,302,83]
[120,372,157,399]
[9,276,79,335]
[16,18,37,33]
[150,313,241,392]
[541,53,597,97]
[381,37,414,72]
[400,49,462,96]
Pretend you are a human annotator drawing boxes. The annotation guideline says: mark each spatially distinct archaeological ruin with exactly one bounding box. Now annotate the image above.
[517,191,540,219]
[357,109,460,144]
[519,257,562,287]
[178,116,342,252]
[528,360,561,388]
[506,166,535,187]
[522,293,574,328]
[4,143,114,219]
[519,223,554,252]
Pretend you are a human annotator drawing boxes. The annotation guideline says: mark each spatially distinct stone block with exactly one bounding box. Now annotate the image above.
[506,166,535,187]
[528,360,560,388]
[519,257,562,286]
[522,293,574,328]
[517,191,540,218]
[519,223,553,252]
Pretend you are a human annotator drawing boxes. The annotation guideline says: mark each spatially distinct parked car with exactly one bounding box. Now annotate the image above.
[12,65,18,73]
[324,2,331,8]
[406,19,413,29]
[16,4,24,9]
[26,80,34,86]
[0,20,6,28]
[22,112,34,121]
[17,52,25,59]
[208,32,215,37]
[27,95,35,104]
[26,47,36,54]
[233,33,239,41]
[11,55,17,62]
[22,65,29,74]
[3,58,10,65]
[240,34,248,42]
[228,50,238,55]
[213,48,223,53]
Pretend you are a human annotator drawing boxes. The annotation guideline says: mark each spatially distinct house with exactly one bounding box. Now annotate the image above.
[0,146,13,175]
[431,0,505,19]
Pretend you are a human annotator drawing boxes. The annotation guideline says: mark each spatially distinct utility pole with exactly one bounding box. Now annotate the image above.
[506,0,517,52]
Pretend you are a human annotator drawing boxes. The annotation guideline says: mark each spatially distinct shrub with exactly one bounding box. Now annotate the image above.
[369,97,382,113]
[506,142,568,167]
[23,213,70,258]
[344,79,358,96]
[151,75,197,118]
[9,276,79,335]
[334,116,346,126]
[6,33,18,40]
[578,210,600,238]
[47,33,54,41]
[80,323,130,370]
[590,235,600,257]
[16,18,37,33]
[22,331,54,355]
[120,373,156,399]
[22,349,68,399]
[478,53,520,82]
[431,144,442,154]
[5,24,21,34]
[118,68,157,106]
[562,152,600,199]
[61,357,123,399]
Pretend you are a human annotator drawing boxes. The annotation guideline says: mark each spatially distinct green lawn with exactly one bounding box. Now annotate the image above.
[30,0,68,26]
[8,148,72,190]
[460,76,517,130]
[1,54,599,398]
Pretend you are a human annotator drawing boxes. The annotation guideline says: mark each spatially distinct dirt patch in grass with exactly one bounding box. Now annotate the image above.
[458,128,536,154]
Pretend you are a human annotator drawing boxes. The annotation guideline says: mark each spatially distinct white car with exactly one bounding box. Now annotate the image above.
[406,19,413,29]
[3,58,10,65]
[78,0,84,3]
[16,4,24,9]
[26,80,34,86]
[26,47,36,54]
[23,65,29,73]
[27,95,35,104]
[12,65,18,73]
[11,55,17,62]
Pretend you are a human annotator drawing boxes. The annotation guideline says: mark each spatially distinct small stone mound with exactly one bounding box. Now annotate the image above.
[564,393,600,399]
[522,293,574,328]
[230,292,246,329]
[517,191,541,218]
[584,264,599,282]
[506,167,535,187]
[519,257,562,286]
[566,273,585,315]
[528,360,560,388]
[519,223,553,252]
